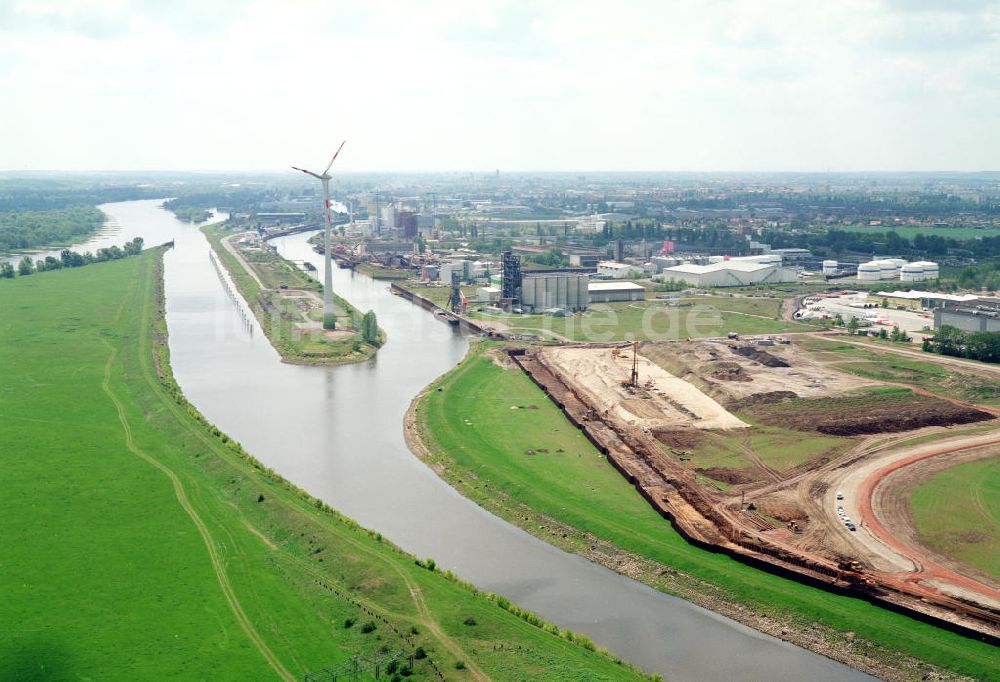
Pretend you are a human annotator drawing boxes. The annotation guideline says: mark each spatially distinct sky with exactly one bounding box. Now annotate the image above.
[0,0,997,172]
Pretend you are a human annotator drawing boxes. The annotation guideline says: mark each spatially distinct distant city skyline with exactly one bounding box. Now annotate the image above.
[1,0,998,172]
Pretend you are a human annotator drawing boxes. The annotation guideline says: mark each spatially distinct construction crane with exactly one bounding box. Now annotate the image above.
[621,340,640,389]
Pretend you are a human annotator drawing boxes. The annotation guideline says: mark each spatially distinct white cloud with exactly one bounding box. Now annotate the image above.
[0,0,997,171]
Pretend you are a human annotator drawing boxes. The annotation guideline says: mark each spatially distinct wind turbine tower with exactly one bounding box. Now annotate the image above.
[292,141,346,330]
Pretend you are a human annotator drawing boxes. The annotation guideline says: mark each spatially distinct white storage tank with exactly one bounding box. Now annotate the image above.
[822,260,838,275]
[878,259,899,280]
[900,263,924,282]
[901,261,939,282]
[858,262,881,281]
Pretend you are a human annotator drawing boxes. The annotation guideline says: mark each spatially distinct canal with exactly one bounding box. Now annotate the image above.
[110,199,871,681]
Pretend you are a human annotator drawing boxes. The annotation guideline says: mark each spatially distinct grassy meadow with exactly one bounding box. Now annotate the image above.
[414,345,1000,680]
[910,457,1000,581]
[0,252,651,680]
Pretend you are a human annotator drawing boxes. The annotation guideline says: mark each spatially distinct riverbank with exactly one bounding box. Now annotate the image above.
[202,223,383,365]
[406,342,999,681]
[0,248,657,680]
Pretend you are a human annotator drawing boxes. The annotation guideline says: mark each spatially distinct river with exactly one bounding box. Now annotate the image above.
[106,199,872,681]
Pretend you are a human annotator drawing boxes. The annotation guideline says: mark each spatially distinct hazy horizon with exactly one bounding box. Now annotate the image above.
[2,1,998,173]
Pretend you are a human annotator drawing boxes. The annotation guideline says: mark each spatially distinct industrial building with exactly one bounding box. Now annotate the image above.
[597,261,645,279]
[476,286,500,304]
[438,259,494,284]
[254,212,307,225]
[875,290,979,311]
[769,248,811,261]
[934,298,1000,332]
[520,274,589,312]
[659,261,797,287]
[588,281,646,303]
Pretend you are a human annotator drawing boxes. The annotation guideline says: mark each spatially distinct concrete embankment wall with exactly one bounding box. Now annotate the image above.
[390,283,485,334]
[507,348,1000,645]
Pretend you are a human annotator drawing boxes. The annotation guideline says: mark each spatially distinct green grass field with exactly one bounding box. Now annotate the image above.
[402,284,817,341]
[910,458,1000,581]
[203,224,382,364]
[415,346,1000,679]
[796,337,1000,405]
[683,417,850,477]
[0,253,650,680]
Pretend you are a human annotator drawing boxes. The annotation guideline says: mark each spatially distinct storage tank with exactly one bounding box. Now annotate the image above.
[822,260,838,275]
[900,262,925,282]
[922,261,939,279]
[857,262,881,281]
[878,259,898,280]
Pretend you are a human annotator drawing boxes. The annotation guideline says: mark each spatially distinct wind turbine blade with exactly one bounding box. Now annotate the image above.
[291,165,322,179]
[323,140,347,174]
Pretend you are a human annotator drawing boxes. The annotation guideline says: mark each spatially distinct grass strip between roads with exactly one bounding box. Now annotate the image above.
[412,343,1000,681]
[0,250,654,680]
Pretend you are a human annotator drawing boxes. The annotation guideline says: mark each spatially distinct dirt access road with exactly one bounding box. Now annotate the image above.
[823,431,1000,608]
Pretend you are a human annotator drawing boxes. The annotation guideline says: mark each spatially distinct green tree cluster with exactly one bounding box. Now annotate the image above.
[360,310,380,346]
[923,324,1000,363]
[0,206,105,253]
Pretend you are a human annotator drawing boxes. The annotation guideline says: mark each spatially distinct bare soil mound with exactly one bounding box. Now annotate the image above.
[751,390,993,436]
[756,496,808,523]
[732,390,798,408]
[815,405,991,436]
[654,429,705,450]
[730,345,790,368]
[712,362,753,382]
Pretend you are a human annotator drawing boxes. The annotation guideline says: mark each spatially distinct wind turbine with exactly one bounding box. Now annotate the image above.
[292,141,346,330]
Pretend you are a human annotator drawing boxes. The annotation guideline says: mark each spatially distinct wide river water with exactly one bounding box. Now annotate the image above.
[106,200,871,681]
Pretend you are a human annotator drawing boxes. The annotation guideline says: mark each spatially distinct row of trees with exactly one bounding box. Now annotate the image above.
[922,325,1000,363]
[0,237,144,279]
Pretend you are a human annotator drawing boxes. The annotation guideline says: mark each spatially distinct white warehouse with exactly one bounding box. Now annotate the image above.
[597,261,645,279]
[588,281,646,303]
[659,261,797,287]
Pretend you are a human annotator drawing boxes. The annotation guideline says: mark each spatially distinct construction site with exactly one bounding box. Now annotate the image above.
[508,336,1000,644]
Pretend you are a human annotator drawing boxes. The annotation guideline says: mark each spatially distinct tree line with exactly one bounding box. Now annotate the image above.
[763,227,1000,259]
[0,238,144,279]
[922,325,1000,363]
